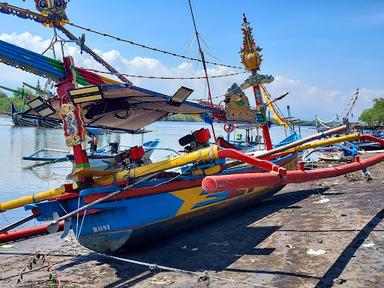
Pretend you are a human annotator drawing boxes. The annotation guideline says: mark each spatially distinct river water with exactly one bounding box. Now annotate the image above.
[0,117,315,228]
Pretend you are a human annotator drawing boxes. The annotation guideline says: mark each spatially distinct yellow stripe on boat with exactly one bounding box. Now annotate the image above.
[38,107,55,117]
[72,95,103,104]
[94,146,220,185]
[73,168,114,178]
[69,86,100,96]
[0,186,66,212]
[192,164,222,176]
[285,133,360,153]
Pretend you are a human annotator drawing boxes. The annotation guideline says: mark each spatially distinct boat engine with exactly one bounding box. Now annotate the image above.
[109,142,119,154]
[114,145,145,168]
[179,128,211,152]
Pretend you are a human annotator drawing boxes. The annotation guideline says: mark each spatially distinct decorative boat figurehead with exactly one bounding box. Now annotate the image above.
[224,83,258,122]
[34,0,69,27]
[222,14,272,125]
[240,13,262,72]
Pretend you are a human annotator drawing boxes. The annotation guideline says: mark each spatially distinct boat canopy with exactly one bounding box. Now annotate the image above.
[0,38,223,131]
[68,84,222,131]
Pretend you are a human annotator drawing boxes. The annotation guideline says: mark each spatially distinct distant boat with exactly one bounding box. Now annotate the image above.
[11,102,61,129]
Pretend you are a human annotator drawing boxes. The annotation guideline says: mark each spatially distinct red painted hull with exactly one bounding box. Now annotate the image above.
[0,222,64,243]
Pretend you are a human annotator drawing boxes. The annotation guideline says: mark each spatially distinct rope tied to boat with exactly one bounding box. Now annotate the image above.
[96,253,278,288]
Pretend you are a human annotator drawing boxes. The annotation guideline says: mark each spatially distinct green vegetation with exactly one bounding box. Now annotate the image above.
[164,114,202,122]
[359,98,384,125]
[0,87,34,115]
[164,114,320,125]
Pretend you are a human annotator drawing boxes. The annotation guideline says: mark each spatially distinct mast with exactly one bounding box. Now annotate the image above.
[240,14,273,150]
[187,0,217,141]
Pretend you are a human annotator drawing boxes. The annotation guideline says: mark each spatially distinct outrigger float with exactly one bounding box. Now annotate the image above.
[0,2,383,253]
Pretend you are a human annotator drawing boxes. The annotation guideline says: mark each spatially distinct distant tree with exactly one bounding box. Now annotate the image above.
[0,86,35,114]
[359,98,384,125]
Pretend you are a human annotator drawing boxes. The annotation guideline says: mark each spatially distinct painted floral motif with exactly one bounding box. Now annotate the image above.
[35,0,68,26]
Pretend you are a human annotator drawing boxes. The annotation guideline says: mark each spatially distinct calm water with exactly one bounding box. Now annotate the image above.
[0,117,315,228]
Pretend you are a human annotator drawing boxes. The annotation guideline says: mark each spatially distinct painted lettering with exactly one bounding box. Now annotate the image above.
[92,224,111,233]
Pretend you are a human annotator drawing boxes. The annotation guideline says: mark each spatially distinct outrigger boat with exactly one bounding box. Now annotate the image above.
[0,2,383,254]
[22,125,161,171]
[0,83,62,128]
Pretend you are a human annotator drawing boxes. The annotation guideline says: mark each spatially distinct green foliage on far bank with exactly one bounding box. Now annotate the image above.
[163,114,202,122]
[359,98,384,125]
[0,87,34,115]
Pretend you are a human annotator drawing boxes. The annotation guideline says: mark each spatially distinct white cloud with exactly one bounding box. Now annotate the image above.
[0,32,382,121]
[267,76,384,121]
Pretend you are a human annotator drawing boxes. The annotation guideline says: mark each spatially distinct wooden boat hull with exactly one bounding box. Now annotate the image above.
[79,154,296,253]
[78,184,285,253]
[12,113,61,129]
[27,153,297,253]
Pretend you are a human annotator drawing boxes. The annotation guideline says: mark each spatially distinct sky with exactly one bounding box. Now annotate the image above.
[0,0,383,120]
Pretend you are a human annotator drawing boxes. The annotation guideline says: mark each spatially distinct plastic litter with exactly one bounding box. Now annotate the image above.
[150,276,175,285]
[307,249,326,255]
[0,244,14,249]
[313,198,330,204]
[362,242,375,248]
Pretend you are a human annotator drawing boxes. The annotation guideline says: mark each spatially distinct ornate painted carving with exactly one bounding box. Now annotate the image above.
[35,0,68,26]
[240,74,274,90]
[224,83,260,122]
[60,103,86,147]
[240,14,263,72]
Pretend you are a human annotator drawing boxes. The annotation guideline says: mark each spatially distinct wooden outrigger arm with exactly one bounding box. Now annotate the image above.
[203,134,384,193]
[1,132,378,212]
[257,124,349,158]
[265,133,360,159]
[203,153,384,193]
[0,186,66,212]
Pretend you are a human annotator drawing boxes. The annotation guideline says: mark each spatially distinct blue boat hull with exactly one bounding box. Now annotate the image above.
[27,153,297,253]
[78,184,285,253]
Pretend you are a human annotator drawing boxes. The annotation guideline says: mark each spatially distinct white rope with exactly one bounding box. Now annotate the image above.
[97,253,277,288]
[76,209,87,240]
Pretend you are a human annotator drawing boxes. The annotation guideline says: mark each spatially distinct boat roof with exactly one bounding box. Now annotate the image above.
[73,84,221,131]
[0,38,223,131]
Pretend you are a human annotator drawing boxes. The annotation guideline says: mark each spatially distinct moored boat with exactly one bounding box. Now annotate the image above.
[0,2,384,257]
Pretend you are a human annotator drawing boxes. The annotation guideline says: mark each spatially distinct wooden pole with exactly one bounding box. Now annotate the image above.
[253,84,273,150]
[57,57,90,181]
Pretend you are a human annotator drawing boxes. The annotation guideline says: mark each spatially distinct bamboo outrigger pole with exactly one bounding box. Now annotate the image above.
[0,186,66,212]
[258,124,348,158]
